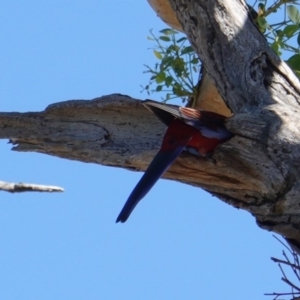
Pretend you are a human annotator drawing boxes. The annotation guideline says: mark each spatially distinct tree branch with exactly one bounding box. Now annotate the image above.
[0,93,287,205]
[167,0,300,249]
[0,181,63,193]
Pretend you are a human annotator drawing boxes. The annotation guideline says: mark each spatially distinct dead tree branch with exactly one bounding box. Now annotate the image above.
[0,180,63,193]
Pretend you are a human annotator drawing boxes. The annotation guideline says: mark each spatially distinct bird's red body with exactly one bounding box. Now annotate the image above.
[116,100,233,223]
[160,118,222,155]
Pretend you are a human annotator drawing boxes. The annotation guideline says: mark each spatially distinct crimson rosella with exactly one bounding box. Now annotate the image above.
[116,100,233,223]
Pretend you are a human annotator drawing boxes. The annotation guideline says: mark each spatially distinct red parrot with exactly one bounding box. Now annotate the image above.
[116,100,233,223]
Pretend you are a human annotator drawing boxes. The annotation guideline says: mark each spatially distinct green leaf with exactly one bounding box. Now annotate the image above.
[181,46,194,55]
[159,28,177,35]
[275,30,284,39]
[287,54,300,73]
[287,5,300,24]
[297,32,300,47]
[176,37,186,43]
[165,76,173,86]
[167,44,180,52]
[173,86,188,97]
[283,24,299,38]
[191,58,199,64]
[257,16,268,31]
[156,85,163,91]
[159,36,170,42]
[171,58,185,77]
[270,41,282,56]
[155,72,166,83]
[153,50,162,60]
[271,42,279,55]
[161,56,173,66]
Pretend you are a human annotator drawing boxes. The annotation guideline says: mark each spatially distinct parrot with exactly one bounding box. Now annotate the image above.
[116,100,233,223]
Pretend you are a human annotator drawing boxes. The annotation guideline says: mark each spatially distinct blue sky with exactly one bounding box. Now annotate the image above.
[0,1,292,299]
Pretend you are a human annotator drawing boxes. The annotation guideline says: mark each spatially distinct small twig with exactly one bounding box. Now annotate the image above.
[271,257,300,270]
[282,250,300,283]
[294,254,300,280]
[263,0,293,18]
[273,235,293,254]
[278,261,288,281]
[282,276,300,292]
[265,291,300,296]
[267,236,300,298]
[283,250,292,266]
[0,180,64,193]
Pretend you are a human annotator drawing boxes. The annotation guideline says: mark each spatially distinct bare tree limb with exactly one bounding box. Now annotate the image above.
[0,180,63,193]
[0,93,289,209]
[0,93,273,199]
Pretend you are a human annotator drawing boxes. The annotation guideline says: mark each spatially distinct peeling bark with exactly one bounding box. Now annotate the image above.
[0,94,290,230]
[0,94,239,190]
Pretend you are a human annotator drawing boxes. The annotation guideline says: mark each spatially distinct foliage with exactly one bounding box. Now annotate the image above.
[142,29,200,103]
[143,0,300,102]
[254,0,300,77]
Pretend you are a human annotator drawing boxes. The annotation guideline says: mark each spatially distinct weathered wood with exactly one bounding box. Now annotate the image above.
[147,0,182,31]
[166,0,300,249]
[0,94,285,204]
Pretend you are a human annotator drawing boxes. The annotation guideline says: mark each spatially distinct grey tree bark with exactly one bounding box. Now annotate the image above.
[168,0,300,250]
[1,0,300,250]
